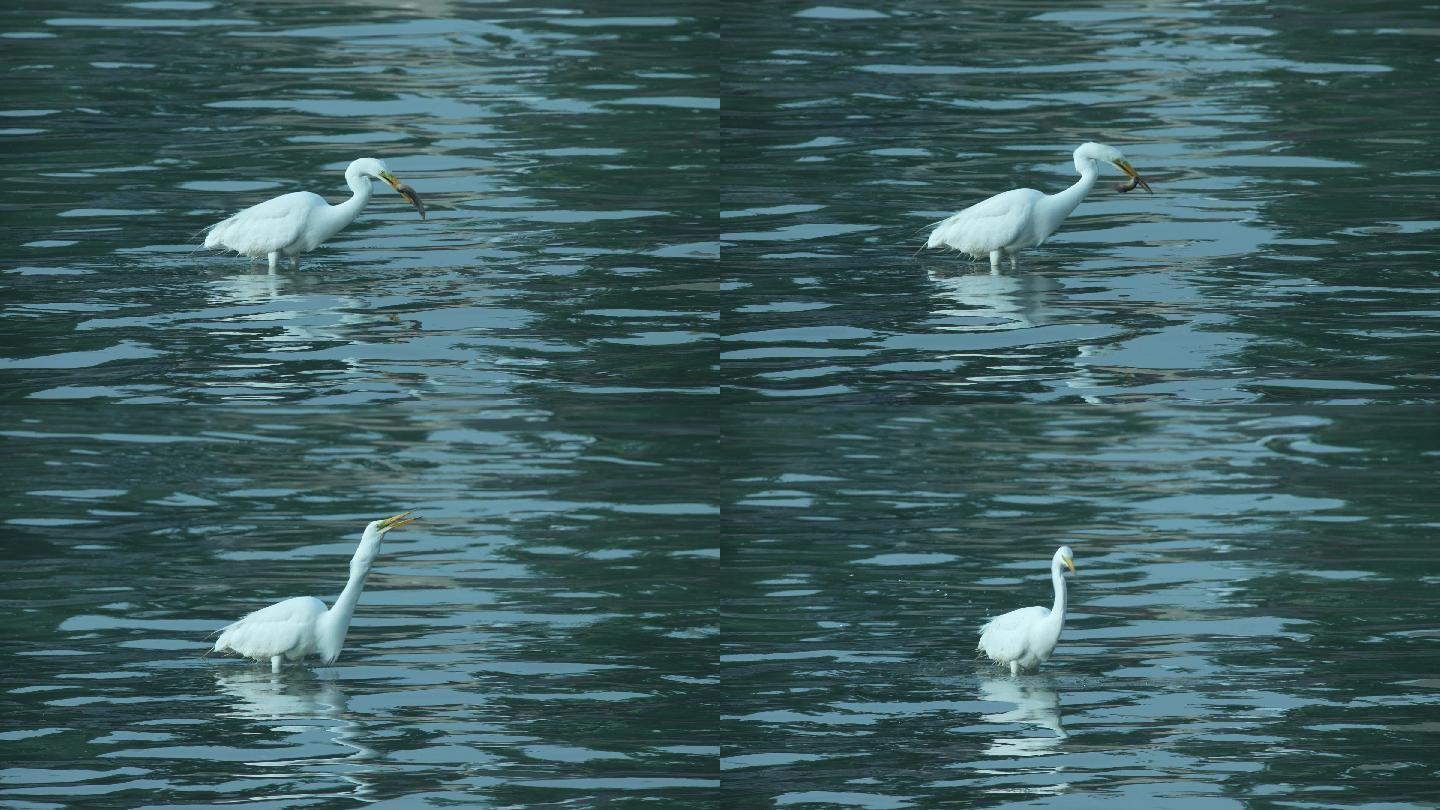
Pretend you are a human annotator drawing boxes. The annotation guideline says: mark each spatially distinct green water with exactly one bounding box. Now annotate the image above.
[4,1,1440,808]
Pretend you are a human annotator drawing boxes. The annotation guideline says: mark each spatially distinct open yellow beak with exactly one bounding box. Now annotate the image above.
[379,171,427,219]
[1063,556,1076,574]
[1116,160,1153,193]
[378,510,419,533]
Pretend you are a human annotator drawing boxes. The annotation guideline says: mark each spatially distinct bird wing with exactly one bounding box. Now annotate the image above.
[213,595,327,660]
[977,605,1050,660]
[927,188,1043,257]
[204,192,326,257]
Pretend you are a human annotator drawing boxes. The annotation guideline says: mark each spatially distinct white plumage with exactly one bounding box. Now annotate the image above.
[204,157,425,272]
[977,546,1076,676]
[212,511,417,672]
[926,143,1151,269]
[213,596,329,666]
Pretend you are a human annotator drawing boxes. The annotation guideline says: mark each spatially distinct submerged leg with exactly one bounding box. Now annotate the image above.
[271,655,282,673]
[267,252,279,274]
[1009,661,1018,677]
[290,255,300,270]
[989,250,1002,269]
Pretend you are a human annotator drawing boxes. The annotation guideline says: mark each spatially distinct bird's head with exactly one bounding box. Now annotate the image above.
[348,157,428,219]
[350,511,417,574]
[1056,545,1076,574]
[367,510,419,538]
[355,510,419,563]
[1075,142,1152,193]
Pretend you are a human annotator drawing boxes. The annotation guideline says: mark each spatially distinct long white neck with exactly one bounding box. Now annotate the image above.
[1036,160,1099,234]
[318,532,380,661]
[1049,557,1069,626]
[311,167,374,246]
[334,167,375,222]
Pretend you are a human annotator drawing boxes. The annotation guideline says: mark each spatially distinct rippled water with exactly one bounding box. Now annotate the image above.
[723,1,1439,405]
[5,0,1440,808]
[717,1,1440,808]
[722,405,1440,806]
[3,1,715,806]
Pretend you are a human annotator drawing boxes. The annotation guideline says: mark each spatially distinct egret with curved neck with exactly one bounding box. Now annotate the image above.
[212,511,418,672]
[926,143,1151,269]
[977,546,1076,676]
[204,157,426,272]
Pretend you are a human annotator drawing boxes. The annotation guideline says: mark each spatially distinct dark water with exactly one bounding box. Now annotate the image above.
[722,405,1440,807]
[717,1,1440,808]
[723,1,1439,405]
[4,0,1440,808]
[2,1,715,807]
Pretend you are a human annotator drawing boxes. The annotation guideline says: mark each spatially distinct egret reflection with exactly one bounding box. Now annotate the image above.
[214,669,376,799]
[214,668,349,720]
[205,268,289,303]
[926,266,1060,334]
[978,674,1067,756]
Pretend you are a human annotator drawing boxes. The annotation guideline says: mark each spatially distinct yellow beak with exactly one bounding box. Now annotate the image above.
[1063,557,1076,574]
[378,510,419,532]
[378,171,427,219]
[1116,160,1153,193]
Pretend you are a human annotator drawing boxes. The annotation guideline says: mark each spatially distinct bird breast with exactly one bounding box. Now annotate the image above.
[212,595,327,661]
[928,188,1046,257]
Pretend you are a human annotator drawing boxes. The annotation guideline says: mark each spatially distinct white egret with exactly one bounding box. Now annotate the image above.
[212,510,418,672]
[204,157,426,272]
[925,143,1152,269]
[977,546,1075,676]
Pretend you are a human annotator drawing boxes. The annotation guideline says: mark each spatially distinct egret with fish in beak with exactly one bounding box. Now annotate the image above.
[204,157,427,272]
[925,142,1152,269]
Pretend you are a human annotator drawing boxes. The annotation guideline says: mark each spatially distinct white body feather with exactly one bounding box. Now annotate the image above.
[977,546,1075,676]
[926,187,1050,260]
[210,512,414,672]
[926,143,1144,268]
[212,596,331,665]
[204,192,349,260]
[202,157,410,272]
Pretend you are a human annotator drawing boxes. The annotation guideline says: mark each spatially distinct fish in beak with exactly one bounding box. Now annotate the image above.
[379,171,428,219]
[1114,159,1153,193]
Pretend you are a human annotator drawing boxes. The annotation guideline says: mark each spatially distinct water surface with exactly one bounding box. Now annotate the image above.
[719,1,1440,807]
[722,404,1440,807]
[5,0,1440,808]
[723,0,1440,405]
[3,1,716,806]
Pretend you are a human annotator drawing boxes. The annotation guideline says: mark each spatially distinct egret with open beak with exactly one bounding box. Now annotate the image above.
[211,511,419,672]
